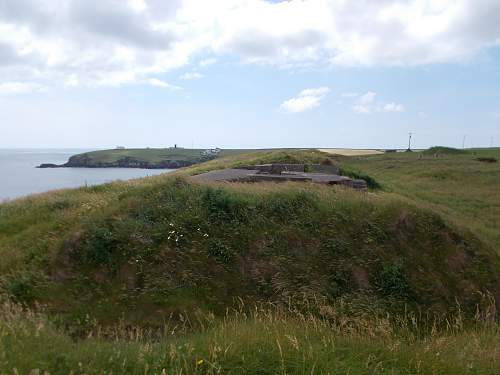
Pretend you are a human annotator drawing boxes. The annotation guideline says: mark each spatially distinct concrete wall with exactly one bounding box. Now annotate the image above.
[308,164,340,175]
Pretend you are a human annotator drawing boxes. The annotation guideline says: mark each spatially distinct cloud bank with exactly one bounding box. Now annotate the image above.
[1,0,500,91]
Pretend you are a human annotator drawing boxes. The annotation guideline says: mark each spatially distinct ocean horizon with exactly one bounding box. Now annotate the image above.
[0,149,173,202]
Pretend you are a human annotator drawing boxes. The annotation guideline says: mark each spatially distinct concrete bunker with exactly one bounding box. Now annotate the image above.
[192,163,368,191]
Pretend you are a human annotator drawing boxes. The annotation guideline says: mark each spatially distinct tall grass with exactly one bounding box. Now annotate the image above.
[1,296,498,374]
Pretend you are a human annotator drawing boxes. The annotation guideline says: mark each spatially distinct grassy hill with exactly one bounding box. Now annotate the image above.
[1,149,499,373]
[59,148,257,168]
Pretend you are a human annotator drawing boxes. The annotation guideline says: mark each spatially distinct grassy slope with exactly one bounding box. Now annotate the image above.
[342,148,500,252]
[1,149,499,373]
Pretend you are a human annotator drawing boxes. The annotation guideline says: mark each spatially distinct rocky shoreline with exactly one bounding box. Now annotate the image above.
[37,154,202,169]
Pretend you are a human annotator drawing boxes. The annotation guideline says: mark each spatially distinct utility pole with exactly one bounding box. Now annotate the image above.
[490,136,494,148]
[462,135,466,149]
[407,132,412,152]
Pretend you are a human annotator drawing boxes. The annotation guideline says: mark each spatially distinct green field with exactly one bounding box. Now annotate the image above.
[0,148,499,374]
[342,148,500,251]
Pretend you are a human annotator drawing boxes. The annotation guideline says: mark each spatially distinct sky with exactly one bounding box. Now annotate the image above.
[0,0,500,150]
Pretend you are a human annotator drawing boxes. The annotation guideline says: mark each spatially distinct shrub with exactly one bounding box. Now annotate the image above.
[79,225,117,266]
[1,271,47,304]
[207,239,232,263]
[476,157,497,163]
[375,263,411,300]
[201,187,248,223]
[339,168,381,189]
[327,270,351,298]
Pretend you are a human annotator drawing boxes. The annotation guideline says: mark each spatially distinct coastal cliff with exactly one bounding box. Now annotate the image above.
[38,148,224,169]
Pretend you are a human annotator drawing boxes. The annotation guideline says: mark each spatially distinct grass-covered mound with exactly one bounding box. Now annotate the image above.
[423,146,468,155]
[0,151,498,325]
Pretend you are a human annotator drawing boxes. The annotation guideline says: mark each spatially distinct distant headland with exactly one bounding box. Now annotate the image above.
[37,146,243,169]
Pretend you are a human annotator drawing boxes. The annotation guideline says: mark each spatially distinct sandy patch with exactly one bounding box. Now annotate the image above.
[318,148,384,156]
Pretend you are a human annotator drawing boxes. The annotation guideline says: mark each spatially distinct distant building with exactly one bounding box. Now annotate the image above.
[201,148,221,157]
[116,146,125,150]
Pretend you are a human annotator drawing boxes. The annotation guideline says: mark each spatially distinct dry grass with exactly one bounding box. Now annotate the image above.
[1,297,498,374]
[318,148,384,156]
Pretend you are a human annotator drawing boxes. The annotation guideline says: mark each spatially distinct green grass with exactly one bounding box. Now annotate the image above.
[0,148,499,373]
[1,301,498,374]
[342,148,500,252]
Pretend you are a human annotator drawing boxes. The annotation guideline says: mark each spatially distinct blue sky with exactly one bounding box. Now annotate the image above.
[1,0,499,149]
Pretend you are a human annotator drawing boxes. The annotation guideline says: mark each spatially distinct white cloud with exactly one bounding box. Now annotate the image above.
[379,102,405,113]
[0,0,500,89]
[179,72,203,80]
[352,91,376,113]
[147,78,182,90]
[0,81,47,95]
[280,86,330,113]
[418,111,428,119]
[128,0,147,13]
[359,92,376,104]
[351,92,404,114]
[199,58,217,67]
[352,104,371,114]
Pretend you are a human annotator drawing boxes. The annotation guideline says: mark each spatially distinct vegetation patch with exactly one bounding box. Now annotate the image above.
[476,156,497,163]
[374,263,412,300]
[423,146,468,155]
[339,166,381,189]
[207,239,233,264]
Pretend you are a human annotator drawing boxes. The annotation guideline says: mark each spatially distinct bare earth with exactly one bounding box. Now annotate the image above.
[318,148,384,156]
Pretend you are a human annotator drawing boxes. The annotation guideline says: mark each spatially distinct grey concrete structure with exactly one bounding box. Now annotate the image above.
[192,163,368,191]
[239,163,340,175]
[191,169,259,182]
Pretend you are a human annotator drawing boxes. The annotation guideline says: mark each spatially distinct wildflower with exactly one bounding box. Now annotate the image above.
[196,359,204,366]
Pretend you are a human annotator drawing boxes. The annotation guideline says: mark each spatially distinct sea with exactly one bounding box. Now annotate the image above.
[0,149,174,202]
